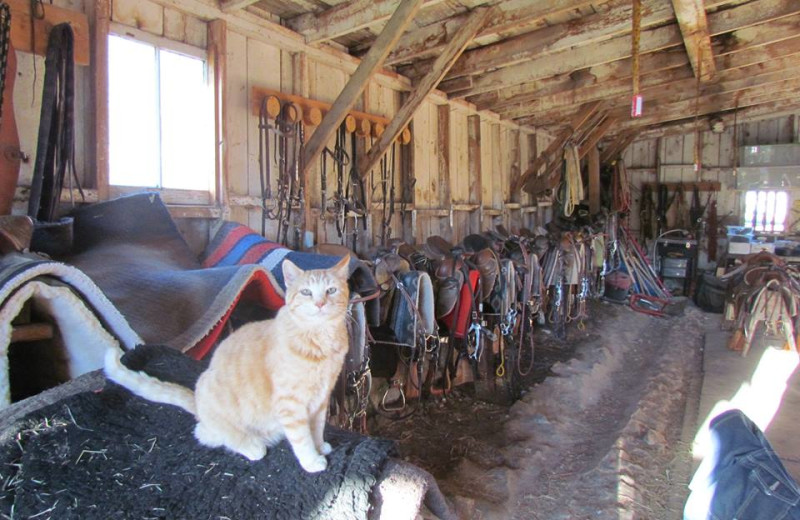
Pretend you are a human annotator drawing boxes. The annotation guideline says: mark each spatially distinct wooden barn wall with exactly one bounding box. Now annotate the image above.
[218,17,544,253]
[9,0,551,253]
[11,0,90,214]
[620,113,799,266]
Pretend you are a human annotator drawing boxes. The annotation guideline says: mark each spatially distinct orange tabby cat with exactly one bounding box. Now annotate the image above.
[104,255,351,473]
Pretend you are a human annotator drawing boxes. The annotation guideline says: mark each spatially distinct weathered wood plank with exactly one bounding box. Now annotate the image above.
[515,101,601,193]
[437,104,452,208]
[220,0,259,12]
[588,146,600,214]
[508,56,800,122]
[671,0,716,81]
[90,0,111,200]
[383,0,598,66]
[287,0,442,44]
[467,115,482,205]
[450,0,800,98]
[357,6,493,178]
[300,0,423,178]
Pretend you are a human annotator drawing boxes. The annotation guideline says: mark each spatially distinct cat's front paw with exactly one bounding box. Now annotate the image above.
[320,442,333,455]
[300,454,327,473]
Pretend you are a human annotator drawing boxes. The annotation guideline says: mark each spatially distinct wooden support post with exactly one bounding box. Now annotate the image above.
[516,101,601,194]
[579,117,617,158]
[437,105,452,209]
[90,0,110,201]
[671,0,716,82]
[358,6,493,178]
[509,129,521,203]
[588,145,600,214]
[467,114,481,232]
[299,0,423,178]
[208,20,227,210]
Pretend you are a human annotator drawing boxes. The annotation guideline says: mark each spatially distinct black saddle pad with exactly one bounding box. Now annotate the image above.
[0,345,394,519]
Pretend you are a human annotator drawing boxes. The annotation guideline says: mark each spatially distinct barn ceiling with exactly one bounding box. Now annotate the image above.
[224,0,800,141]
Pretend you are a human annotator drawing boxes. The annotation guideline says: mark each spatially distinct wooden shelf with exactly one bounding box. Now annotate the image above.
[251,86,411,143]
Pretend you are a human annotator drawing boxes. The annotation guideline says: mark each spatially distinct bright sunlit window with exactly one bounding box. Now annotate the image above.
[743,190,788,232]
[108,34,213,193]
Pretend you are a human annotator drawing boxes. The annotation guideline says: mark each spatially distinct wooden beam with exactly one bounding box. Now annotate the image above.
[90,0,110,201]
[288,0,441,44]
[631,99,800,139]
[411,0,691,81]
[437,105,452,208]
[601,131,637,163]
[489,34,800,117]
[299,0,423,178]
[219,0,259,11]
[514,61,800,130]
[467,47,689,111]
[381,0,598,65]
[671,0,716,81]
[505,54,800,121]
[467,115,482,205]
[588,146,600,214]
[514,101,601,193]
[208,19,227,208]
[448,0,800,98]
[357,6,493,178]
[579,116,617,158]
[608,83,800,133]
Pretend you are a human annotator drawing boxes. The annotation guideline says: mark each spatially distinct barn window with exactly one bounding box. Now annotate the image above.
[108,34,214,195]
[743,190,788,232]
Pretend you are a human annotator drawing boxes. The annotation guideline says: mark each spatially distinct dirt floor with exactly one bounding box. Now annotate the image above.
[370,300,709,520]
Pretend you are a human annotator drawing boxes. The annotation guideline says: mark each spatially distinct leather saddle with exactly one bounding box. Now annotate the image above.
[372,251,411,325]
[344,299,368,374]
[389,270,436,348]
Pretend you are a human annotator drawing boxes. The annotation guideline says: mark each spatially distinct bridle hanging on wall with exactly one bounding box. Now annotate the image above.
[372,141,397,246]
[258,100,305,248]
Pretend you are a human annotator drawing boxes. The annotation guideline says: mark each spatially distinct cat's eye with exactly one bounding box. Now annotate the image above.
[326,287,337,295]
[300,289,312,296]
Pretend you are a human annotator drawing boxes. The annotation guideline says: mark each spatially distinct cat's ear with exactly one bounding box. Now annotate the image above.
[333,255,350,279]
[282,259,303,288]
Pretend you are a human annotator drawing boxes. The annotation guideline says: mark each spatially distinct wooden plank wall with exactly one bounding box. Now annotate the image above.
[9,0,550,254]
[621,114,799,267]
[212,9,543,252]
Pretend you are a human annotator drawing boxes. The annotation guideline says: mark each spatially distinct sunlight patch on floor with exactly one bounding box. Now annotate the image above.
[692,344,799,462]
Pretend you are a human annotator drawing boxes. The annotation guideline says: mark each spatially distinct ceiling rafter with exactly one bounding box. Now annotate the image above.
[299,0,423,176]
[357,6,494,178]
[502,53,800,121]
[671,0,716,81]
[287,0,443,44]
[219,0,259,12]
[444,0,800,99]
[378,0,599,66]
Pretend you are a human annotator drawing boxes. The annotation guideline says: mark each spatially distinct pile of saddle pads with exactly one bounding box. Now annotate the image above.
[722,252,800,356]
[0,345,455,520]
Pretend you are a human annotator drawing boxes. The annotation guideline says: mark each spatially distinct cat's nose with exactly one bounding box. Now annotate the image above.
[315,301,325,309]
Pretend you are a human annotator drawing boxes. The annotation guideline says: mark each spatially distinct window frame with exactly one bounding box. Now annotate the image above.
[742,188,792,233]
[99,22,221,210]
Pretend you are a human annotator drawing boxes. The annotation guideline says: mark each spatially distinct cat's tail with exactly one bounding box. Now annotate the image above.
[104,348,197,415]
